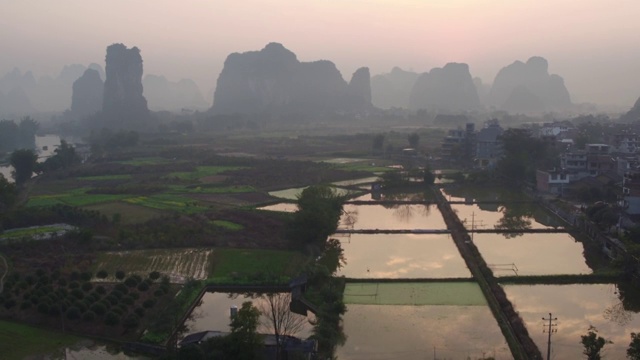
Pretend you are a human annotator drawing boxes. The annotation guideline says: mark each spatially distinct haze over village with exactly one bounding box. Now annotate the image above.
[3,1,640,360]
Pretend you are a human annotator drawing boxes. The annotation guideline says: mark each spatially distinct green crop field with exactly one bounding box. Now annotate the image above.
[167,166,244,181]
[93,248,214,281]
[212,220,244,230]
[76,174,132,181]
[209,249,308,282]
[85,202,164,224]
[123,194,208,213]
[169,184,255,194]
[1,225,69,240]
[117,157,177,165]
[0,320,79,360]
[27,187,131,208]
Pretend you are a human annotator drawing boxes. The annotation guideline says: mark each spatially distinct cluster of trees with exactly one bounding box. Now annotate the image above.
[289,185,345,247]
[371,132,420,155]
[580,326,640,360]
[8,140,82,186]
[0,117,38,154]
[497,128,559,184]
[0,268,170,333]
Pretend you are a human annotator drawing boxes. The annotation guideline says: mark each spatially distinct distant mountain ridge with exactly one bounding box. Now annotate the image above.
[211,42,372,115]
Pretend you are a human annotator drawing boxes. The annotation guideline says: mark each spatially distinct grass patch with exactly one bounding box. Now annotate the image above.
[167,166,244,181]
[212,220,244,231]
[117,157,176,165]
[0,320,79,360]
[168,184,255,194]
[27,187,131,207]
[1,225,68,239]
[336,162,395,173]
[85,201,163,224]
[123,194,208,214]
[209,249,308,283]
[93,248,214,280]
[76,174,132,181]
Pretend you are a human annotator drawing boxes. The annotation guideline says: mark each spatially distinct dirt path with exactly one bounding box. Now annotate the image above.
[0,253,8,294]
[433,188,542,360]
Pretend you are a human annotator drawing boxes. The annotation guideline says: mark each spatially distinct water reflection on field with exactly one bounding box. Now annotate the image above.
[336,234,471,279]
[183,292,313,338]
[474,233,592,276]
[451,203,562,231]
[268,186,354,200]
[337,303,511,360]
[340,203,446,230]
[504,284,640,360]
[256,202,298,212]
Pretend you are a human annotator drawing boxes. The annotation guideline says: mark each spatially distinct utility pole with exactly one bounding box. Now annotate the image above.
[542,313,557,360]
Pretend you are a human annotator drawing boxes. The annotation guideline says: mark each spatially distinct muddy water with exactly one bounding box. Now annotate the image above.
[474,233,592,276]
[43,341,149,360]
[336,234,471,279]
[504,284,640,360]
[337,303,511,360]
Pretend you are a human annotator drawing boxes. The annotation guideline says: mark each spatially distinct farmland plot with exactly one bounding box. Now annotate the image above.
[94,248,213,283]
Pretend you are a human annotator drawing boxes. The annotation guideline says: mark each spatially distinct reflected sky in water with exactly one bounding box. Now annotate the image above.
[183,292,314,339]
[474,233,592,276]
[451,203,560,230]
[338,304,511,360]
[336,234,471,279]
[256,202,298,212]
[505,284,640,360]
[340,204,447,230]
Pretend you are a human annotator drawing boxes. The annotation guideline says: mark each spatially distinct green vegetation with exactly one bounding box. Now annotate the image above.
[93,248,214,280]
[27,187,130,207]
[209,249,308,283]
[0,320,79,360]
[123,194,207,213]
[167,166,244,181]
[169,184,255,194]
[212,220,244,231]
[117,157,172,166]
[84,202,162,224]
[77,174,132,181]
[0,225,69,240]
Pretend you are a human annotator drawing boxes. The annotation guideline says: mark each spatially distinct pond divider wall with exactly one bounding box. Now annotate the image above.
[433,188,543,360]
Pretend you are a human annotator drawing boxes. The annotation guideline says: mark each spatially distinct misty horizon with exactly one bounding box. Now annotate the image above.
[1,1,639,109]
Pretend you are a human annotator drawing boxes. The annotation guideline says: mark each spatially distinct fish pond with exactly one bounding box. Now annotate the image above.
[338,282,511,360]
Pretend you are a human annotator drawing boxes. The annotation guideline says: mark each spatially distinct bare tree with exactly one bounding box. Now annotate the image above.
[259,292,308,360]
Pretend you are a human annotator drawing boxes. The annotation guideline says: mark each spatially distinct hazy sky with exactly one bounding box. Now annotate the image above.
[1,0,639,107]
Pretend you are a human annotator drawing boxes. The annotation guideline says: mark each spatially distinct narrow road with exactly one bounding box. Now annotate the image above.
[0,253,8,294]
[433,188,542,360]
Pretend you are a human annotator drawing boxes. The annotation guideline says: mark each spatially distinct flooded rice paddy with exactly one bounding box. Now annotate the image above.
[473,233,592,276]
[343,282,486,306]
[336,234,471,279]
[340,203,446,230]
[504,284,640,360]
[337,303,511,360]
[256,202,298,212]
[183,292,314,338]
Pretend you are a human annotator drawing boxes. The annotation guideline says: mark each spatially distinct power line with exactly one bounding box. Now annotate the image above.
[542,312,558,360]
